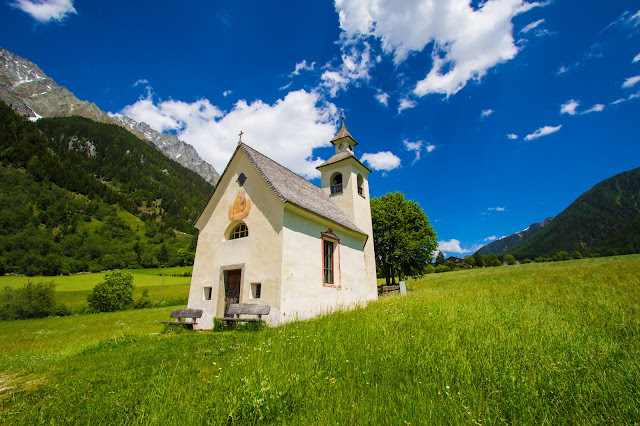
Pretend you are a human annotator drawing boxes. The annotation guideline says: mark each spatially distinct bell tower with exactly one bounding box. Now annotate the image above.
[317,114,377,294]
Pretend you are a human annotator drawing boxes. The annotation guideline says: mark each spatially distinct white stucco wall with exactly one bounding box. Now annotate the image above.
[319,159,378,301]
[187,152,284,329]
[278,204,376,322]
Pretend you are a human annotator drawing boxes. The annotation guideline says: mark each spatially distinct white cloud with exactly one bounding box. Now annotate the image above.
[507,133,519,140]
[333,0,547,98]
[481,109,494,118]
[484,235,497,242]
[561,99,605,115]
[320,40,373,97]
[397,98,416,113]
[403,140,422,164]
[117,89,338,179]
[375,90,389,106]
[488,206,506,212]
[622,75,640,89]
[438,239,483,255]
[556,65,569,75]
[560,99,579,115]
[603,10,640,32]
[132,79,149,87]
[290,60,316,76]
[582,104,605,114]
[524,124,562,141]
[633,53,640,63]
[610,90,640,105]
[361,151,401,171]
[222,90,232,97]
[520,18,544,33]
[402,140,436,165]
[9,0,76,23]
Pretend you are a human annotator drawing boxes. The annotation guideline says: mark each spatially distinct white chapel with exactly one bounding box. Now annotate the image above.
[186,119,377,328]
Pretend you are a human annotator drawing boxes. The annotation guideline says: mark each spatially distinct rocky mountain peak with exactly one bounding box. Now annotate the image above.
[1,46,218,187]
[111,115,219,186]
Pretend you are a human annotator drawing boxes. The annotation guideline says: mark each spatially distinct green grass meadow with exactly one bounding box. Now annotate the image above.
[0,267,192,308]
[1,255,639,424]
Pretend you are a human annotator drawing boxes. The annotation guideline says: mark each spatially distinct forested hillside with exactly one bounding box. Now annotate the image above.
[0,102,214,275]
[508,167,640,259]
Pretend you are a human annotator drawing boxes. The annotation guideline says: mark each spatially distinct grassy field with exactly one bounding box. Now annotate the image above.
[0,266,193,308]
[1,255,639,424]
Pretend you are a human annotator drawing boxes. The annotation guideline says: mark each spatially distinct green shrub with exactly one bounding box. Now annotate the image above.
[553,251,570,261]
[134,288,152,309]
[572,251,584,259]
[435,265,451,273]
[521,258,533,264]
[0,280,69,320]
[87,270,135,312]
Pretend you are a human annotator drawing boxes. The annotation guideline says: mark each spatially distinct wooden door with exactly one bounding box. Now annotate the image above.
[224,269,241,315]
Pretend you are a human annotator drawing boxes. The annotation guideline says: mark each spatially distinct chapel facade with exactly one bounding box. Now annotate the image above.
[186,120,377,328]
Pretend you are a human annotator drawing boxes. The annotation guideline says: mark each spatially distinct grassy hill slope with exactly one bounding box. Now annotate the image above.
[2,255,639,423]
[509,167,640,259]
[0,266,192,309]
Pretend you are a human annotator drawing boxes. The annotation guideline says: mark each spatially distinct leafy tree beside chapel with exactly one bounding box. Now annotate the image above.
[371,192,438,285]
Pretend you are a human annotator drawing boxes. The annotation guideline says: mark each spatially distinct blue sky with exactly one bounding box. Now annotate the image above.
[2,0,639,255]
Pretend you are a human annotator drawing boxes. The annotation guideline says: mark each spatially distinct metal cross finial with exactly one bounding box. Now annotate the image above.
[238,130,244,142]
[340,109,345,124]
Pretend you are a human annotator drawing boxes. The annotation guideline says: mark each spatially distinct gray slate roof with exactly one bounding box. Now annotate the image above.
[240,144,365,235]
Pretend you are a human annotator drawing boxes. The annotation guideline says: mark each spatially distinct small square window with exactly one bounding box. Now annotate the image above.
[203,287,212,301]
[237,173,247,187]
[251,283,262,299]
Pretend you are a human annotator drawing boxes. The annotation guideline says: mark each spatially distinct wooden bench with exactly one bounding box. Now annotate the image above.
[160,308,203,328]
[378,285,400,295]
[223,303,270,324]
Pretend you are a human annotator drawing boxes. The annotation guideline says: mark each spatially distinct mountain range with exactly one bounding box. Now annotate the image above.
[478,167,640,259]
[0,46,219,186]
[477,217,554,256]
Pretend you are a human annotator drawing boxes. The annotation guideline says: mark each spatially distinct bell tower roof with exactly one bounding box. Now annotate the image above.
[317,113,370,173]
[331,121,359,146]
[330,113,359,147]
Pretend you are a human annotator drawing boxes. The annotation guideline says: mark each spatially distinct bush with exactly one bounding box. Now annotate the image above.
[0,280,69,320]
[572,251,584,259]
[535,257,552,263]
[134,288,152,309]
[521,259,533,264]
[435,265,451,273]
[553,251,570,261]
[87,270,135,312]
[503,254,516,265]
